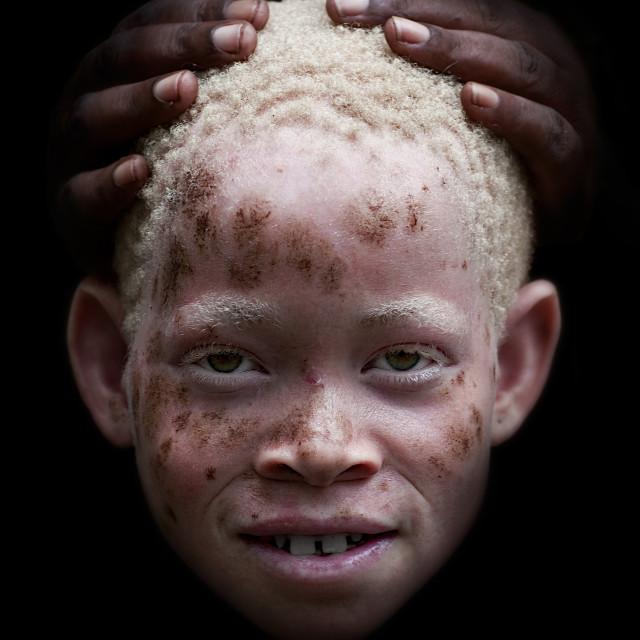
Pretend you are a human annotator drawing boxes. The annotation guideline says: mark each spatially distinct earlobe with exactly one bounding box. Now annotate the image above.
[492,279,561,446]
[67,276,133,448]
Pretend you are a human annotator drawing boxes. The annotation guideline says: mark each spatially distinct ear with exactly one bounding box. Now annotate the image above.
[491,279,561,445]
[67,276,133,448]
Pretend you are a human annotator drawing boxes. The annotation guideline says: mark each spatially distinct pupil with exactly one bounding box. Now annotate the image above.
[208,352,242,373]
[386,350,419,371]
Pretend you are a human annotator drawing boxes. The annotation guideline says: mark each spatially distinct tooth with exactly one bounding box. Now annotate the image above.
[289,535,317,556]
[321,534,348,554]
[350,533,363,542]
[274,534,287,549]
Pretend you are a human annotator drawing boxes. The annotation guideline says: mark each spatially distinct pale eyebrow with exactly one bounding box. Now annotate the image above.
[359,297,469,339]
[172,295,281,334]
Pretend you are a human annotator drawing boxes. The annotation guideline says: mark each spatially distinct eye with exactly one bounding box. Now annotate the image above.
[375,349,424,372]
[182,345,267,390]
[362,345,447,389]
[200,350,255,374]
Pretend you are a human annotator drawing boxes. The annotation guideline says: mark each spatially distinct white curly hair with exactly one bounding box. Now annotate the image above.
[114,0,533,339]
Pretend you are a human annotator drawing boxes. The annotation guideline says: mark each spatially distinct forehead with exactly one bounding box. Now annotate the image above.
[145,129,481,318]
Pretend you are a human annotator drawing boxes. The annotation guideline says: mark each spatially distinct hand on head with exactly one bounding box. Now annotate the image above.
[48,0,597,273]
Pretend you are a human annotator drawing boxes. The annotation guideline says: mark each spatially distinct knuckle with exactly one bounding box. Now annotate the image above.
[169,23,204,64]
[65,94,92,141]
[544,111,578,163]
[513,40,540,84]
[91,36,127,85]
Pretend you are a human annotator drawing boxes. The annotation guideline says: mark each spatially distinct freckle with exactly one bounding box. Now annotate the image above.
[159,236,194,308]
[345,193,397,246]
[205,467,216,481]
[428,454,450,476]
[227,201,273,288]
[451,370,465,385]
[193,213,218,250]
[158,437,173,465]
[173,411,191,432]
[461,260,467,270]
[471,405,483,440]
[447,424,472,459]
[251,513,259,520]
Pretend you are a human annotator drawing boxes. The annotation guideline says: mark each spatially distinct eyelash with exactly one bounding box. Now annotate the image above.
[182,345,266,389]
[182,343,448,391]
[362,344,448,389]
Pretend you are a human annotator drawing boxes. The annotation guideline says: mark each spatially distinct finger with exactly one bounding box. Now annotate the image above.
[385,17,572,118]
[327,0,537,34]
[60,156,149,224]
[460,83,592,242]
[115,0,270,32]
[64,70,199,168]
[327,0,571,65]
[56,156,150,273]
[74,20,258,91]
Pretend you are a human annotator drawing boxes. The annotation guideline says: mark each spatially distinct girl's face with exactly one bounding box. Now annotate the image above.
[127,132,501,639]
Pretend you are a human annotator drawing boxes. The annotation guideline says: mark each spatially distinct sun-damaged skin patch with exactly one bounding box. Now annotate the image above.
[172,164,219,222]
[405,194,427,233]
[281,221,347,293]
[445,403,485,461]
[156,236,195,309]
[224,202,274,289]
[345,192,398,246]
[133,368,192,440]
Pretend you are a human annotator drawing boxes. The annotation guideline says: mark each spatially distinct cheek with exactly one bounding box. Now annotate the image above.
[130,365,258,528]
[400,370,494,508]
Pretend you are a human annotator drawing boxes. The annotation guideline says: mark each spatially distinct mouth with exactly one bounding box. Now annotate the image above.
[250,532,386,556]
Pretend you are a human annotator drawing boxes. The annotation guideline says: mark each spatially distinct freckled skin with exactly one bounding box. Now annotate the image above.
[123,133,502,639]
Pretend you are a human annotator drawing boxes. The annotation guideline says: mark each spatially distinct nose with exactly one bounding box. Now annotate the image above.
[253,398,382,487]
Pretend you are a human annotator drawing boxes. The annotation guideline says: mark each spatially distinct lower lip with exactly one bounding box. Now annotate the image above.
[242,533,397,584]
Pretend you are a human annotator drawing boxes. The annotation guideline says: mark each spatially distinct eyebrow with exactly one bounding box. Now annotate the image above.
[172,295,281,333]
[359,296,469,338]
[172,294,468,339]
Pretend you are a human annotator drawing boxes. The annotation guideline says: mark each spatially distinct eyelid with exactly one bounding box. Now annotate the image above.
[364,343,450,367]
[181,343,254,365]
[181,343,268,389]
[362,343,449,389]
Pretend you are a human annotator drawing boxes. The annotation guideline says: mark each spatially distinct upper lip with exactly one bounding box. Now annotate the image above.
[240,518,396,537]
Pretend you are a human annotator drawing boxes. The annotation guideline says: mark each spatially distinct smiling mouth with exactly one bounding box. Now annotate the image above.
[253,533,383,556]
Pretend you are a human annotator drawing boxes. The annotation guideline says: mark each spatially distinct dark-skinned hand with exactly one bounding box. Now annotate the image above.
[325,0,598,245]
[48,0,597,273]
[47,0,271,273]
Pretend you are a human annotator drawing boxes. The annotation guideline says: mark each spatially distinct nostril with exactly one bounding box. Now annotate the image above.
[338,462,380,481]
[276,463,302,478]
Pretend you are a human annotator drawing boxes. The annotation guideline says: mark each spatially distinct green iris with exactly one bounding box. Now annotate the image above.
[207,351,244,373]
[386,350,421,371]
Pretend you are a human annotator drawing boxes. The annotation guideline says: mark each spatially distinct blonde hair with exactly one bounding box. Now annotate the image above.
[115,0,533,338]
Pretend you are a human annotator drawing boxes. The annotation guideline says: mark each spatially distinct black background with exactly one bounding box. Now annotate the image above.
[16,0,634,635]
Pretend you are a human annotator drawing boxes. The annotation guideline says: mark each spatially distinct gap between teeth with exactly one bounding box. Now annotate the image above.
[274,533,365,556]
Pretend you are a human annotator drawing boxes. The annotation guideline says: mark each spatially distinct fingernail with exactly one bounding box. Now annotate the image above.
[470,83,501,109]
[334,0,369,17]
[153,71,186,105]
[392,17,431,44]
[224,0,258,21]
[212,24,243,54]
[113,157,147,187]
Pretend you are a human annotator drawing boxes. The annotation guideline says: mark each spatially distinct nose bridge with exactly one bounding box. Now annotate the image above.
[254,385,381,486]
